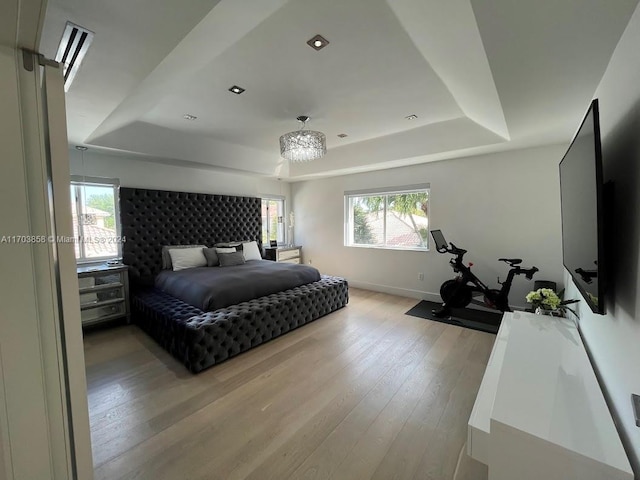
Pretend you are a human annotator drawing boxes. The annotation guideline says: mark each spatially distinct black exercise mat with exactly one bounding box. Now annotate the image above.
[405,300,502,334]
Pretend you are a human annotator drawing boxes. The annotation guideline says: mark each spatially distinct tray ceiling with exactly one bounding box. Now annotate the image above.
[39,0,639,179]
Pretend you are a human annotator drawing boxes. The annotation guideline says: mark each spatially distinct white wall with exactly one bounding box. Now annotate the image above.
[565,3,640,474]
[68,148,291,200]
[292,144,565,309]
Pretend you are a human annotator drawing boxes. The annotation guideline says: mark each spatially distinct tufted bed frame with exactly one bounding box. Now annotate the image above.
[120,187,349,373]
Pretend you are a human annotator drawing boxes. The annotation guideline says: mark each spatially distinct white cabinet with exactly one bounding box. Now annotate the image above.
[468,311,633,480]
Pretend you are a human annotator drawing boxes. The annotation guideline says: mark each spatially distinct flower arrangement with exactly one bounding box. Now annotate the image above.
[525,288,578,317]
[526,288,561,311]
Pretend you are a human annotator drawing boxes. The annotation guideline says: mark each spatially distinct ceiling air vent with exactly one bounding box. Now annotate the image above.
[55,21,94,92]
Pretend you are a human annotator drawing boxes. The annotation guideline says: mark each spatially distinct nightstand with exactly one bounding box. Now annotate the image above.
[264,246,302,264]
[77,264,130,326]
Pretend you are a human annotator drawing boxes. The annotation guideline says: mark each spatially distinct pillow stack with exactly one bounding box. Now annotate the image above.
[161,241,263,270]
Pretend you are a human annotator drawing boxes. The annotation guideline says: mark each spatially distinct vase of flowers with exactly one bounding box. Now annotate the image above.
[525,288,578,317]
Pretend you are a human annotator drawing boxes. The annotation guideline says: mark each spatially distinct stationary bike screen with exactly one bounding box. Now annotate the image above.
[431,230,448,253]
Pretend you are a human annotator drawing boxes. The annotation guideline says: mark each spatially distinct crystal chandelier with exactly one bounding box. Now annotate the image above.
[279,116,326,162]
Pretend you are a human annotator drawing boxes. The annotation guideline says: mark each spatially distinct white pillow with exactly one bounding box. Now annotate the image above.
[161,244,206,269]
[215,247,236,254]
[242,241,262,261]
[168,247,206,271]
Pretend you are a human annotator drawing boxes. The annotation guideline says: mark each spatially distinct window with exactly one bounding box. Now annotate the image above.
[261,196,285,245]
[70,176,122,262]
[345,185,429,250]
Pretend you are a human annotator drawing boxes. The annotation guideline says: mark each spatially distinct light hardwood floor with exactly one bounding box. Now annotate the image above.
[84,288,492,480]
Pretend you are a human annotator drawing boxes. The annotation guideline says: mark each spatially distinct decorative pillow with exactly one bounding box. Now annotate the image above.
[168,247,207,271]
[214,241,243,249]
[161,245,205,270]
[215,247,236,254]
[242,241,262,261]
[218,251,246,267]
[203,247,220,267]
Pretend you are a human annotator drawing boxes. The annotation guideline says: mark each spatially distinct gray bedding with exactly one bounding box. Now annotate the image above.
[154,259,321,311]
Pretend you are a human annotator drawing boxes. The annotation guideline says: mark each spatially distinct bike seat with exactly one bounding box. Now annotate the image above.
[499,258,522,265]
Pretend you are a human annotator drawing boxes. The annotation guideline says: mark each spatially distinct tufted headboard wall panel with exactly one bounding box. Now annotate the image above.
[120,187,262,285]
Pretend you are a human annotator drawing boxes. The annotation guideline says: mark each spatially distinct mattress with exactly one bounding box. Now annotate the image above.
[154,259,321,311]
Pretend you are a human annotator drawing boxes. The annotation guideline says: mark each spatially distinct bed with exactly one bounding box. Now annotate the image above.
[155,259,321,311]
[120,187,349,373]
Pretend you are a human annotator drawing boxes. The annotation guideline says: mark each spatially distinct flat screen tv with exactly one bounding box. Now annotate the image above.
[559,98,606,315]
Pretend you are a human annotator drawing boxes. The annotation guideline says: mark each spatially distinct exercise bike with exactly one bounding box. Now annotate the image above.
[430,230,539,317]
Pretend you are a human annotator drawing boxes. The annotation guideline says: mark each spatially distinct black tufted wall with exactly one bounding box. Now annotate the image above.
[120,187,262,284]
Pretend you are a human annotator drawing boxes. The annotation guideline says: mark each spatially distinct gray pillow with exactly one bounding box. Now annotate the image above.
[161,245,206,270]
[218,251,246,267]
[203,247,219,267]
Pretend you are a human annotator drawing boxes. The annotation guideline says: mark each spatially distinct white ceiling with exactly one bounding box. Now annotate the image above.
[39,0,639,180]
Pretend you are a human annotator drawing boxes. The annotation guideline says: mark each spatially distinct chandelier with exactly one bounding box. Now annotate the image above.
[279,116,326,162]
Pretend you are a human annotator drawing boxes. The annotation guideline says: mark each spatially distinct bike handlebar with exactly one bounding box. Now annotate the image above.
[447,242,467,256]
[524,266,539,280]
[438,241,538,279]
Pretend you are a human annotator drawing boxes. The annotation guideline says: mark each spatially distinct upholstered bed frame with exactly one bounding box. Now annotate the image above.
[120,187,348,373]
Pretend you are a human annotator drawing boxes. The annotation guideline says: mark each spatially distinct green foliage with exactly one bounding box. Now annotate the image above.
[86,194,115,229]
[359,192,429,246]
[352,191,429,247]
[387,193,428,217]
[353,205,375,244]
[418,227,429,243]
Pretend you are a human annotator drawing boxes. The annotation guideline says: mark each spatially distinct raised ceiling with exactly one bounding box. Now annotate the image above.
[39,0,639,180]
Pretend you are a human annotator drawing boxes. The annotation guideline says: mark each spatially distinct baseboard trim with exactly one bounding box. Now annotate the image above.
[347,280,441,303]
[347,280,529,311]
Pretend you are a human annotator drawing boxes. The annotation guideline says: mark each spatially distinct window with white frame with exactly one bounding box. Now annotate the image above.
[70,176,122,262]
[345,185,430,250]
[261,196,285,245]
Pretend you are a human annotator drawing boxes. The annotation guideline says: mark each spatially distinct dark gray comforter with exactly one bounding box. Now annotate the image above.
[154,260,321,311]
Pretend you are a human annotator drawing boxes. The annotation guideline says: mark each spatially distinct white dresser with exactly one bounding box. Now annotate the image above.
[468,311,633,480]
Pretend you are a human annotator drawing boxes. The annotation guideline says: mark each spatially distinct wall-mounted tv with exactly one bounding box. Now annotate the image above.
[559,98,606,315]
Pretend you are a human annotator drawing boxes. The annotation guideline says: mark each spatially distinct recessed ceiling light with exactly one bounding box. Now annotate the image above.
[183,114,197,120]
[307,34,329,51]
[337,133,348,138]
[229,85,245,95]
[405,114,418,120]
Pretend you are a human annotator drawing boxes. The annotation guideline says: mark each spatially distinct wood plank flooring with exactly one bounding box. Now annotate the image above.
[84,288,492,480]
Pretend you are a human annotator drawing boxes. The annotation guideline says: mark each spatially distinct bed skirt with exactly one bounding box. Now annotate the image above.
[131,275,349,373]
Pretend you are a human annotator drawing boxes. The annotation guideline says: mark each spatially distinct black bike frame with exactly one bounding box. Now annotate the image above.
[432,230,538,313]
[448,248,509,309]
